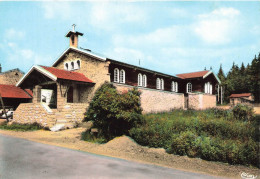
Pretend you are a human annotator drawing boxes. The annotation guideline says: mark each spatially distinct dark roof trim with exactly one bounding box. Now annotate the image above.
[107,58,180,80]
[65,31,83,37]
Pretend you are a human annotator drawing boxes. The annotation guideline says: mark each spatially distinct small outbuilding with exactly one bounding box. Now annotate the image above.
[229,93,254,106]
[0,84,32,109]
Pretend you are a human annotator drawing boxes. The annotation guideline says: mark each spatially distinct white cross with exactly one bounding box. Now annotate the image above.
[72,24,76,32]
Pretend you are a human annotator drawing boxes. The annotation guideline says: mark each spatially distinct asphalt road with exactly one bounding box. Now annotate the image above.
[0,134,221,179]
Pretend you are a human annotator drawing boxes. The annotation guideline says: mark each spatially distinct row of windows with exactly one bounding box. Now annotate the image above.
[113,68,214,94]
[64,60,81,71]
[114,68,178,92]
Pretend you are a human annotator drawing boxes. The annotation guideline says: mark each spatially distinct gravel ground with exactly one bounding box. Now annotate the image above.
[0,128,259,179]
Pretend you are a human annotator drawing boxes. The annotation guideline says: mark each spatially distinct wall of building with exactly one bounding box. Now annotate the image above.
[0,69,24,85]
[13,103,56,127]
[188,93,216,110]
[13,102,89,128]
[54,51,110,103]
[113,83,184,113]
[109,62,181,92]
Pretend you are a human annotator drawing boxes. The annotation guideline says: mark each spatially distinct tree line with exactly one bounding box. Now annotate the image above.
[217,53,260,103]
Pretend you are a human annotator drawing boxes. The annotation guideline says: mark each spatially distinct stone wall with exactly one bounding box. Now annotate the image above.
[55,50,110,103]
[188,93,216,110]
[13,103,56,127]
[13,102,89,128]
[55,103,89,126]
[114,83,184,113]
[0,69,24,85]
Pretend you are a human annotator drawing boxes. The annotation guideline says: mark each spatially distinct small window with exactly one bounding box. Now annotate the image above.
[171,81,175,92]
[138,73,142,86]
[175,82,178,92]
[77,60,80,69]
[65,63,69,70]
[71,62,74,70]
[156,78,161,89]
[143,74,147,87]
[187,83,192,93]
[71,35,75,45]
[119,69,125,83]
[114,68,119,83]
[161,79,164,90]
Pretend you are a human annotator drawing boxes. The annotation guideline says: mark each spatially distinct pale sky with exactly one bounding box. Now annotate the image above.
[0,1,259,76]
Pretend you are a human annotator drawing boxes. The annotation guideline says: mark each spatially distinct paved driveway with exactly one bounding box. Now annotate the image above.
[0,134,220,179]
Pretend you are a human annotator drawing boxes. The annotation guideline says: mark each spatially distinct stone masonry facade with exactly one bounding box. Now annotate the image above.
[114,83,184,113]
[188,93,216,110]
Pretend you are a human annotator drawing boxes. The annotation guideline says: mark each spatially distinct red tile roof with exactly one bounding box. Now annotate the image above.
[176,70,209,79]
[0,85,32,98]
[230,93,252,98]
[41,66,93,83]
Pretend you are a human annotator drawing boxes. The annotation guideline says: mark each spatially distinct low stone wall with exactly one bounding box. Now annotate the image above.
[56,103,89,124]
[113,83,184,113]
[13,103,56,127]
[188,93,216,110]
[13,103,89,128]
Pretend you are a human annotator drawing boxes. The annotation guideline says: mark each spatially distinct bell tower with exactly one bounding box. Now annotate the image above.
[65,24,83,48]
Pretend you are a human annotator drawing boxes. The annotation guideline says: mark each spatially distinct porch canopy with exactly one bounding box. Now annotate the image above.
[16,65,94,89]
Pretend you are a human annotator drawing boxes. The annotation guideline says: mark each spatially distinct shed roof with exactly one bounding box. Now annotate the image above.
[0,85,32,98]
[41,66,93,83]
[176,70,221,84]
[16,65,94,87]
[230,93,252,98]
[176,70,209,79]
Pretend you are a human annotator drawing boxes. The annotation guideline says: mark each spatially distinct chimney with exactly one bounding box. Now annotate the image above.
[65,24,83,48]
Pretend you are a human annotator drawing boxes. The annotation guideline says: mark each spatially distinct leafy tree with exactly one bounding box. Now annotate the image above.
[85,82,142,140]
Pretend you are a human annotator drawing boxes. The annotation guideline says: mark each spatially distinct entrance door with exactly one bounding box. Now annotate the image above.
[67,86,73,103]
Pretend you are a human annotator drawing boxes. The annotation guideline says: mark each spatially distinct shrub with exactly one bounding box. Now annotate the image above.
[129,109,259,167]
[232,104,254,121]
[85,83,142,141]
[0,122,42,131]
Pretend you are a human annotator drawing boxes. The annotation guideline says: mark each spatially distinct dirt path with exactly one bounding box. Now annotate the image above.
[0,128,259,178]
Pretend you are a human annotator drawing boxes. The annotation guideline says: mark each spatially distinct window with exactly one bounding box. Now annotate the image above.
[175,82,178,92]
[77,60,80,69]
[187,83,192,93]
[156,78,161,89]
[161,79,164,90]
[114,68,119,82]
[138,73,142,86]
[65,63,69,70]
[119,69,125,83]
[171,81,175,92]
[204,82,212,94]
[71,35,75,45]
[143,74,147,87]
[71,62,74,70]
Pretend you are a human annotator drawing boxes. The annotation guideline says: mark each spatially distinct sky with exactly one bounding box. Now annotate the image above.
[0,1,260,77]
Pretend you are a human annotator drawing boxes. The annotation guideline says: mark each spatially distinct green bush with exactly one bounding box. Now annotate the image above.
[0,122,43,131]
[232,104,254,121]
[129,109,259,167]
[85,83,142,141]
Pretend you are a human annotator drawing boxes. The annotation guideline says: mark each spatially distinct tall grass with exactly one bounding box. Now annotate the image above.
[129,108,259,167]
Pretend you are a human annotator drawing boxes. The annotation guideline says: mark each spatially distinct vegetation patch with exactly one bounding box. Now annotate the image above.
[84,82,142,142]
[0,122,43,131]
[129,107,259,167]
